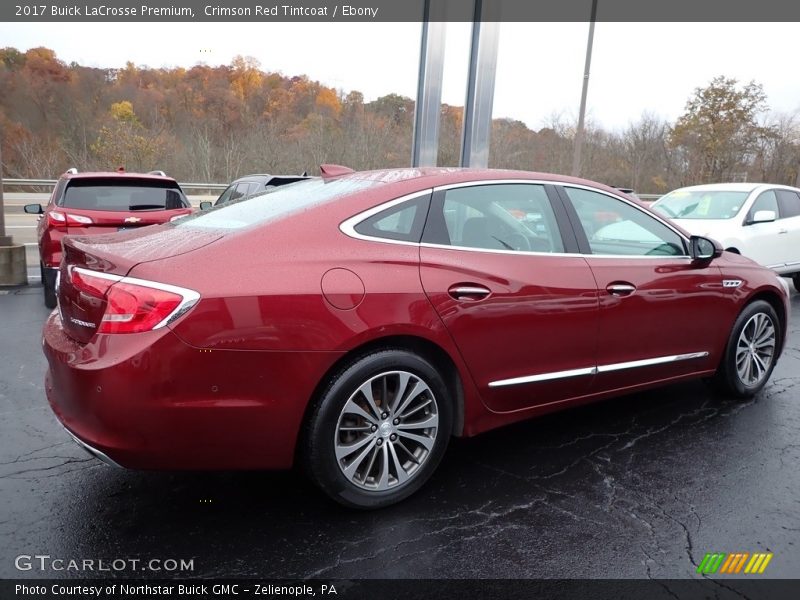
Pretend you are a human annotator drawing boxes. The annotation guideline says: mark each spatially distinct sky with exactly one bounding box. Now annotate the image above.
[1,21,799,131]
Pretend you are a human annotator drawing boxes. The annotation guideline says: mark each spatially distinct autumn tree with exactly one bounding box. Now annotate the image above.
[670,76,772,183]
[91,101,164,171]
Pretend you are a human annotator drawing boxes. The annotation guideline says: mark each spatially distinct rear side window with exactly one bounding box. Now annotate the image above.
[354,196,429,242]
[776,190,800,218]
[60,179,188,211]
[425,184,565,253]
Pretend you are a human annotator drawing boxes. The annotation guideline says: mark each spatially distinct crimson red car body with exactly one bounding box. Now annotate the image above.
[41,168,790,506]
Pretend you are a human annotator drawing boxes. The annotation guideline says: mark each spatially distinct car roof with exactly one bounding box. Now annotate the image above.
[63,171,177,182]
[328,167,635,198]
[665,182,798,194]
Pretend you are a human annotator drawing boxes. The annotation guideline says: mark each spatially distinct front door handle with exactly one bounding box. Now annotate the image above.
[778,228,788,234]
[606,282,636,296]
[448,284,491,301]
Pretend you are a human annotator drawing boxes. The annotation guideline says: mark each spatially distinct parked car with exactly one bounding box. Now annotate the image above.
[202,173,310,209]
[25,168,192,308]
[42,168,790,508]
[651,183,800,291]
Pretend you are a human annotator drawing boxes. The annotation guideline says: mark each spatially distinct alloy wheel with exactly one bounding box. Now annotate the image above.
[735,312,776,387]
[334,370,439,492]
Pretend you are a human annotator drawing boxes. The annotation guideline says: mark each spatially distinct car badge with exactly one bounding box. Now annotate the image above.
[124,217,142,223]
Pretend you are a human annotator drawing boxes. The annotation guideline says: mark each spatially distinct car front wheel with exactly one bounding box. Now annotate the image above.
[713,300,780,398]
[303,350,452,509]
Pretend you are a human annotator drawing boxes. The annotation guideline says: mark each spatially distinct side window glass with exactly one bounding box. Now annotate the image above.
[776,190,800,219]
[354,196,428,242]
[431,184,564,253]
[215,185,236,206]
[230,183,251,202]
[748,190,779,222]
[53,179,68,206]
[563,187,686,256]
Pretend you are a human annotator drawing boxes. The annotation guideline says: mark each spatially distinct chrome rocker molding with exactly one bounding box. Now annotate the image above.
[64,427,122,468]
[488,351,710,388]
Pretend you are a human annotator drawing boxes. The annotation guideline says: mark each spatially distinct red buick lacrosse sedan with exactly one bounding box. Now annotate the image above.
[43,167,790,508]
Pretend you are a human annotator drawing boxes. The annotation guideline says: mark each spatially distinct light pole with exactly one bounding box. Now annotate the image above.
[572,0,598,177]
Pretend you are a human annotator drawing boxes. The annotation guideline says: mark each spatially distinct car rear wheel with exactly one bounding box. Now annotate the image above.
[792,273,800,293]
[713,300,779,398]
[303,350,452,509]
[41,263,57,309]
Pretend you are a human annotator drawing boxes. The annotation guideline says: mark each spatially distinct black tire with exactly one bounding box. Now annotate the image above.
[302,349,452,509]
[712,300,780,398]
[792,273,800,294]
[42,263,57,309]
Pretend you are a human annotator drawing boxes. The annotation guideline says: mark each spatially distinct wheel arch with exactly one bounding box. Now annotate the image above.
[744,289,787,357]
[299,335,466,454]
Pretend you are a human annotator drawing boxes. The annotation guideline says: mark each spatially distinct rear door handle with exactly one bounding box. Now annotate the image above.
[606,283,636,296]
[448,284,491,301]
[779,228,788,234]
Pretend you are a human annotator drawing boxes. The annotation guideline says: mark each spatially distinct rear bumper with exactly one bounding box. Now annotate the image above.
[43,311,342,470]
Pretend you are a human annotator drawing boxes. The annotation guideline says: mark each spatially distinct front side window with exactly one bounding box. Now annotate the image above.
[564,187,686,256]
[425,184,565,253]
[747,190,779,222]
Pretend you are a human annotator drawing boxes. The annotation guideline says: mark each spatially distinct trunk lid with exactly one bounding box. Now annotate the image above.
[57,225,221,343]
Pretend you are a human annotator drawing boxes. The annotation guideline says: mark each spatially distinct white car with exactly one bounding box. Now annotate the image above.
[652,183,800,291]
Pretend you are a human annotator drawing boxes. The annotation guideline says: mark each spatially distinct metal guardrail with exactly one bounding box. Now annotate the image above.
[2,178,228,191]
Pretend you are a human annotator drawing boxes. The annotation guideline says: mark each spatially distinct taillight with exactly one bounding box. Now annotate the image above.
[101,282,183,333]
[67,213,93,225]
[47,211,93,227]
[48,211,67,228]
[69,267,199,334]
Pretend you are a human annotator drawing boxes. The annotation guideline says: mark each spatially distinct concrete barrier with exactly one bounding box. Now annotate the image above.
[0,245,28,286]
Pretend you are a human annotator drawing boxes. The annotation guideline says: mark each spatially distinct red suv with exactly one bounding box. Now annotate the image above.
[25,168,192,307]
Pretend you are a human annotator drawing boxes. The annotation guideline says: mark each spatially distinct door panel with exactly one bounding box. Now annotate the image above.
[559,185,725,392]
[743,190,784,268]
[419,183,599,412]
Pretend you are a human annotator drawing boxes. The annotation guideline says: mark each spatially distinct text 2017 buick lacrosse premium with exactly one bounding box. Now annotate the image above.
[42,167,790,508]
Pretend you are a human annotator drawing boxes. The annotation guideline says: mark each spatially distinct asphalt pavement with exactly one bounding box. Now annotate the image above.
[0,284,798,582]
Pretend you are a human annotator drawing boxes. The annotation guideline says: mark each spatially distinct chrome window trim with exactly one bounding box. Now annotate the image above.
[340,178,692,259]
[72,267,200,330]
[339,189,433,247]
[488,351,709,388]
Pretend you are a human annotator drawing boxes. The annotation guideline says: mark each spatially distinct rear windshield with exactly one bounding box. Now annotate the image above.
[177,177,381,230]
[61,178,189,211]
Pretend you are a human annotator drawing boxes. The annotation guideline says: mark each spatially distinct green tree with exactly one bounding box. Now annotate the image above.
[670,76,772,183]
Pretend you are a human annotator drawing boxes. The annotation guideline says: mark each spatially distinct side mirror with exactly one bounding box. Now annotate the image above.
[24,204,44,214]
[690,235,722,261]
[199,201,212,211]
[750,210,776,224]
